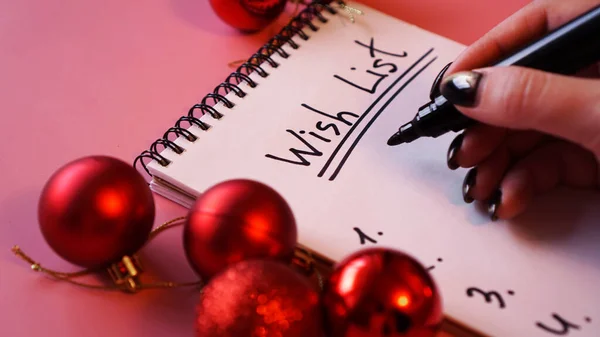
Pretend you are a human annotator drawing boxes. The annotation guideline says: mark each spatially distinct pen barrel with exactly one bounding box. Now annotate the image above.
[495,5,600,75]
[414,96,475,138]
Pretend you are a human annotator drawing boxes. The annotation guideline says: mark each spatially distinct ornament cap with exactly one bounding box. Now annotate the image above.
[291,248,315,275]
[107,255,144,293]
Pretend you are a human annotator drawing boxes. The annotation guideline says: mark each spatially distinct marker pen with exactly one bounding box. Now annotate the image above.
[387,4,600,146]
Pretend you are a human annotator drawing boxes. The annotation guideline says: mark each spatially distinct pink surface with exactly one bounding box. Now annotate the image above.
[0,0,530,336]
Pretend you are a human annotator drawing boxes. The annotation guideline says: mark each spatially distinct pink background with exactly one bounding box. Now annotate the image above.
[0,0,530,336]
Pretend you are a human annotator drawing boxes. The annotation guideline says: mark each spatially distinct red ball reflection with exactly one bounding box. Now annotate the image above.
[183,179,297,280]
[322,247,443,337]
[195,259,324,337]
[38,156,155,269]
[209,0,288,32]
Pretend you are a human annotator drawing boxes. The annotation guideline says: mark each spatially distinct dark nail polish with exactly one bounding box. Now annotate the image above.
[462,168,477,203]
[488,189,502,221]
[447,133,464,170]
[430,62,453,99]
[440,71,483,107]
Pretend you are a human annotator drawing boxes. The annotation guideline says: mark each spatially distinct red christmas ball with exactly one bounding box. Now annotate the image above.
[38,156,155,269]
[195,259,324,337]
[183,179,297,280]
[321,248,443,337]
[209,0,288,32]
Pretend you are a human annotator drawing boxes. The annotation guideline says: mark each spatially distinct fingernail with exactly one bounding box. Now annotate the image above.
[440,71,483,107]
[430,62,453,99]
[447,133,464,170]
[462,168,477,203]
[488,189,502,221]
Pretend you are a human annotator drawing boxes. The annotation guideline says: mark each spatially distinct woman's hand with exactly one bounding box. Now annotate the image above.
[439,0,600,221]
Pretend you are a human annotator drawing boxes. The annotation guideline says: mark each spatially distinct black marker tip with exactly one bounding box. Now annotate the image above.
[387,132,405,146]
[387,121,420,146]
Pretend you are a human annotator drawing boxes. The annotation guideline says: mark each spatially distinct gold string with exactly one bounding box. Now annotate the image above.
[11,217,203,292]
[11,246,112,287]
[336,1,364,23]
[12,246,125,290]
[12,215,327,293]
[146,216,187,241]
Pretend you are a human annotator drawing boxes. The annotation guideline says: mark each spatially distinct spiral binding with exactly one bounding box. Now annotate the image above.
[133,1,340,177]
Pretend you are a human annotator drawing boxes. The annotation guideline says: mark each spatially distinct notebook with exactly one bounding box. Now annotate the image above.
[133,2,600,336]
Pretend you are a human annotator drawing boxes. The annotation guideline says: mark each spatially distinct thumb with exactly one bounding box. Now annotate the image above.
[440,66,600,154]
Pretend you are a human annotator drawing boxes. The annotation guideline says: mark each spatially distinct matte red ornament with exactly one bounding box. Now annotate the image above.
[38,156,155,270]
[195,259,324,337]
[209,0,288,32]
[321,247,443,337]
[183,179,297,280]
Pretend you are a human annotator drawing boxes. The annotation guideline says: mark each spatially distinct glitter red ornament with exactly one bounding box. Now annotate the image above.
[38,155,155,270]
[183,179,297,280]
[195,259,324,337]
[321,247,443,337]
[209,0,288,32]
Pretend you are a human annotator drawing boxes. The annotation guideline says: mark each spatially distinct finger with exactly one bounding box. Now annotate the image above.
[489,140,599,220]
[487,169,534,221]
[448,128,549,170]
[440,67,600,156]
[447,0,600,73]
[504,130,549,157]
[446,124,507,169]
[462,145,511,203]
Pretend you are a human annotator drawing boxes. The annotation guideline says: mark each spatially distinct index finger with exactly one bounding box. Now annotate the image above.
[447,0,600,74]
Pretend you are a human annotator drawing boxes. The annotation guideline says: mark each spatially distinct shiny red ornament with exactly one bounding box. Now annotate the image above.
[38,156,155,270]
[195,259,324,337]
[209,0,288,32]
[321,247,443,337]
[183,179,297,280]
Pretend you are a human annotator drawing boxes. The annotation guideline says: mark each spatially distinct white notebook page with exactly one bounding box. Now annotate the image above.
[145,2,600,336]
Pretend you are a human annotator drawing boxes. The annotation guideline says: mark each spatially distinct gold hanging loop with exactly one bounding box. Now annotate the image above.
[11,216,203,293]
